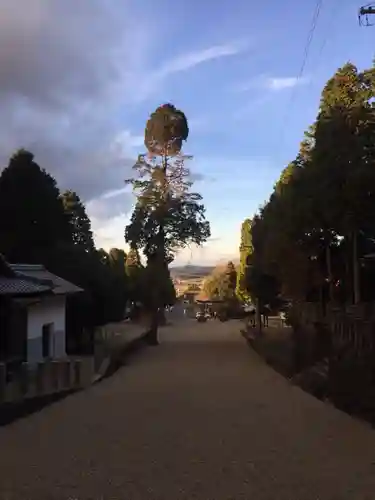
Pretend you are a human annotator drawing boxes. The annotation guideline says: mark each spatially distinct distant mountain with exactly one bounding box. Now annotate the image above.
[217,257,240,266]
[170,259,240,278]
[169,265,215,279]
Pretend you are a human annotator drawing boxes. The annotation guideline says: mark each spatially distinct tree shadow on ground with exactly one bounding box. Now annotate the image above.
[0,391,76,427]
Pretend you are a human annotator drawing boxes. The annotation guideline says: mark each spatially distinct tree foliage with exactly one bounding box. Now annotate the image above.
[61,190,95,252]
[144,103,189,156]
[0,149,143,353]
[125,248,144,304]
[247,61,375,305]
[236,218,253,302]
[202,262,238,302]
[125,104,210,343]
[125,191,210,263]
[0,149,72,262]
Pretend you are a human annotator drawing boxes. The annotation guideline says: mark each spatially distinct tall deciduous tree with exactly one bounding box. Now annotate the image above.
[202,262,237,302]
[125,104,210,344]
[144,103,189,156]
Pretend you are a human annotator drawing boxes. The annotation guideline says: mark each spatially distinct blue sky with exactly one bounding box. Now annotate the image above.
[1,0,374,266]
[93,0,374,265]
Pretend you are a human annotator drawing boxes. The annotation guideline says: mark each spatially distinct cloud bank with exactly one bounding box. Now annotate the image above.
[0,0,249,254]
[0,0,149,205]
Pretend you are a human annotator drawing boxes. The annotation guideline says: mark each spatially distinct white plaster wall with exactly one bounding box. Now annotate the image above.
[27,295,66,362]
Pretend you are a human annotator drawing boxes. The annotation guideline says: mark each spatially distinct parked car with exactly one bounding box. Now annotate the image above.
[244,304,256,313]
[196,311,209,322]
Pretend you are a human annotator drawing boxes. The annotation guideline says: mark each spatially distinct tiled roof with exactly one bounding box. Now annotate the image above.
[0,277,51,296]
[9,264,83,295]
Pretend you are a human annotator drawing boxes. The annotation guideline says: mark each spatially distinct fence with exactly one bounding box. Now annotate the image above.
[289,301,375,412]
[0,321,148,405]
[94,323,140,370]
[0,357,94,404]
[293,303,375,358]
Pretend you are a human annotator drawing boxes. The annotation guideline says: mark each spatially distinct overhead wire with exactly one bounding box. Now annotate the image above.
[277,0,324,162]
[310,0,340,76]
[290,0,340,118]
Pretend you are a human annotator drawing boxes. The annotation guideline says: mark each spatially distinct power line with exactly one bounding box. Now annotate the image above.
[277,0,323,160]
[295,0,323,93]
[313,0,340,71]
[300,0,340,100]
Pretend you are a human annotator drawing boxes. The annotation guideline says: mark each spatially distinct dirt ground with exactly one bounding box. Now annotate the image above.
[1,315,375,499]
[245,317,294,376]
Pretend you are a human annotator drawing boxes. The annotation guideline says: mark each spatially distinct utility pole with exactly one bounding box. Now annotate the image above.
[359,4,375,26]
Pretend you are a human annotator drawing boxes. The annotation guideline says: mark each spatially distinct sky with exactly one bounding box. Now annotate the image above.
[0,0,374,265]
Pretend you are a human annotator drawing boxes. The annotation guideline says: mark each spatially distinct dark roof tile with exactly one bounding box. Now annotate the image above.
[0,277,51,295]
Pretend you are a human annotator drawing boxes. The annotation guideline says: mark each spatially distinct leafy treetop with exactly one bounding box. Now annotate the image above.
[144,103,189,156]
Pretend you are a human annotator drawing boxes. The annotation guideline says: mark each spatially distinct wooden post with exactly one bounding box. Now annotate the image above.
[326,245,334,303]
[353,231,361,304]
[36,362,45,394]
[74,360,81,387]
[256,298,262,335]
[19,362,29,396]
[51,361,59,391]
[0,363,6,402]
[64,361,71,388]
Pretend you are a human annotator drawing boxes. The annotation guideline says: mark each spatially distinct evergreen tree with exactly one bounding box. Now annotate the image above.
[61,190,95,252]
[236,219,253,302]
[0,149,71,262]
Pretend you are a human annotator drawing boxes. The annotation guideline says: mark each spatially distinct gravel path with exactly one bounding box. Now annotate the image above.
[1,319,375,499]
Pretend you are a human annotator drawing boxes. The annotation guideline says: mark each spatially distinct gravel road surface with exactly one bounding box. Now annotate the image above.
[1,319,375,499]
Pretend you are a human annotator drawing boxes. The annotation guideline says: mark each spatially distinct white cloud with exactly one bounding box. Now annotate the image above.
[112,130,144,153]
[91,214,130,251]
[234,75,308,93]
[132,39,250,103]
[157,40,249,76]
[266,76,307,90]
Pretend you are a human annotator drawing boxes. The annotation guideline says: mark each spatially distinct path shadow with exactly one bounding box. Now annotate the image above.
[0,390,76,427]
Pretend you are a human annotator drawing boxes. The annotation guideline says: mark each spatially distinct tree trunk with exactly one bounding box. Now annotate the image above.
[146,153,168,346]
[326,245,334,303]
[146,305,159,345]
[256,297,262,335]
[353,231,361,305]
[345,237,352,304]
[159,307,166,326]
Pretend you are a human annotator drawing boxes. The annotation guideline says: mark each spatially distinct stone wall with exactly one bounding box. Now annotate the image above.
[0,357,94,404]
